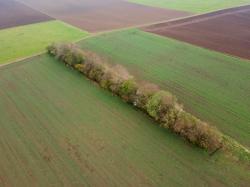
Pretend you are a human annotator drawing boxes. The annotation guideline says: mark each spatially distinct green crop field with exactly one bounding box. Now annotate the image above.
[78,29,250,148]
[128,0,250,13]
[0,20,88,65]
[0,54,249,186]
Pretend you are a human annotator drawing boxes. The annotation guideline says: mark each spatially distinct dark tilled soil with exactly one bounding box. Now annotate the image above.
[0,0,53,30]
[17,0,191,32]
[143,5,250,60]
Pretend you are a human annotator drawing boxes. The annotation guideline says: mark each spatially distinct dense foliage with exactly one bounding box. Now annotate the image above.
[47,43,223,151]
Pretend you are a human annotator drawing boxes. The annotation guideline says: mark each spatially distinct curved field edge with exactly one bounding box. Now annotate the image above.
[127,0,250,13]
[77,29,250,148]
[0,55,249,186]
[0,20,88,65]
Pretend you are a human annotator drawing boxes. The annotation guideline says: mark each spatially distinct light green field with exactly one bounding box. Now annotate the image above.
[0,55,249,186]
[78,29,250,148]
[0,20,88,64]
[128,0,250,13]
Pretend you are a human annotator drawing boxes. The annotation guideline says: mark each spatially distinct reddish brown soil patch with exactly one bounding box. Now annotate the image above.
[0,0,52,29]
[0,0,53,30]
[17,0,191,32]
[143,5,250,60]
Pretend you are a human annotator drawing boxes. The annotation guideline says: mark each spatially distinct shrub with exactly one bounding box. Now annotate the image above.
[47,43,57,56]
[173,112,222,151]
[135,82,159,109]
[47,43,85,66]
[87,61,107,82]
[99,70,113,89]
[74,64,85,73]
[108,74,124,94]
[146,91,181,123]
[146,91,162,120]
[118,79,138,102]
[106,65,133,95]
[70,48,85,65]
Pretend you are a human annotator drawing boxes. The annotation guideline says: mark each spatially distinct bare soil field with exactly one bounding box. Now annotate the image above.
[0,0,53,30]
[143,5,250,60]
[17,0,191,32]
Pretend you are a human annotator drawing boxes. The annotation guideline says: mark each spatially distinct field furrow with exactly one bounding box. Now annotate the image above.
[78,29,250,147]
[0,55,249,186]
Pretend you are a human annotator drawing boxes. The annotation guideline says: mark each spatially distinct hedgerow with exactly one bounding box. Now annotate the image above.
[47,43,223,152]
[119,79,138,102]
[47,43,85,66]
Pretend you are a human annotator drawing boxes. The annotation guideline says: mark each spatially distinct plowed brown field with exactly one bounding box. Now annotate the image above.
[17,0,191,32]
[0,0,53,30]
[143,5,250,60]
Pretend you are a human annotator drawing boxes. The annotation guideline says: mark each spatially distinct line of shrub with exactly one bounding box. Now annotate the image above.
[47,43,223,152]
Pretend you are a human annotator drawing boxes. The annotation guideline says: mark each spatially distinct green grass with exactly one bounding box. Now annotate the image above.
[128,0,250,13]
[0,54,249,186]
[0,20,88,64]
[78,29,250,148]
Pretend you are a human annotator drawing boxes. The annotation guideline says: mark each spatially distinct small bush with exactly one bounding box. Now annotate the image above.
[146,91,162,120]
[173,112,222,151]
[97,70,112,89]
[47,43,57,56]
[74,64,85,73]
[87,62,107,82]
[135,82,159,109]
[118,79,138,102]
[47,43,85,66]
[106,65,133,95]
[108,75,124,94]
[146,91,181,123]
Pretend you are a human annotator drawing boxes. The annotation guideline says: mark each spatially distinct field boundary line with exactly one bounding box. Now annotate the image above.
[0,19,57,32]
[76,25,250,63]
[14,0,92,34]
[3,2,250,69]
[0,51,46,69]
[3,4,250,67]
[127,1,250,17]
[72,4,250,37]
[0,34,89,69]
[143,5,250,30]
[15,0,89,33]
[15,0,57,20]
[138,29,250,62]
[93,4,250,34]
[14,0,250,35]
